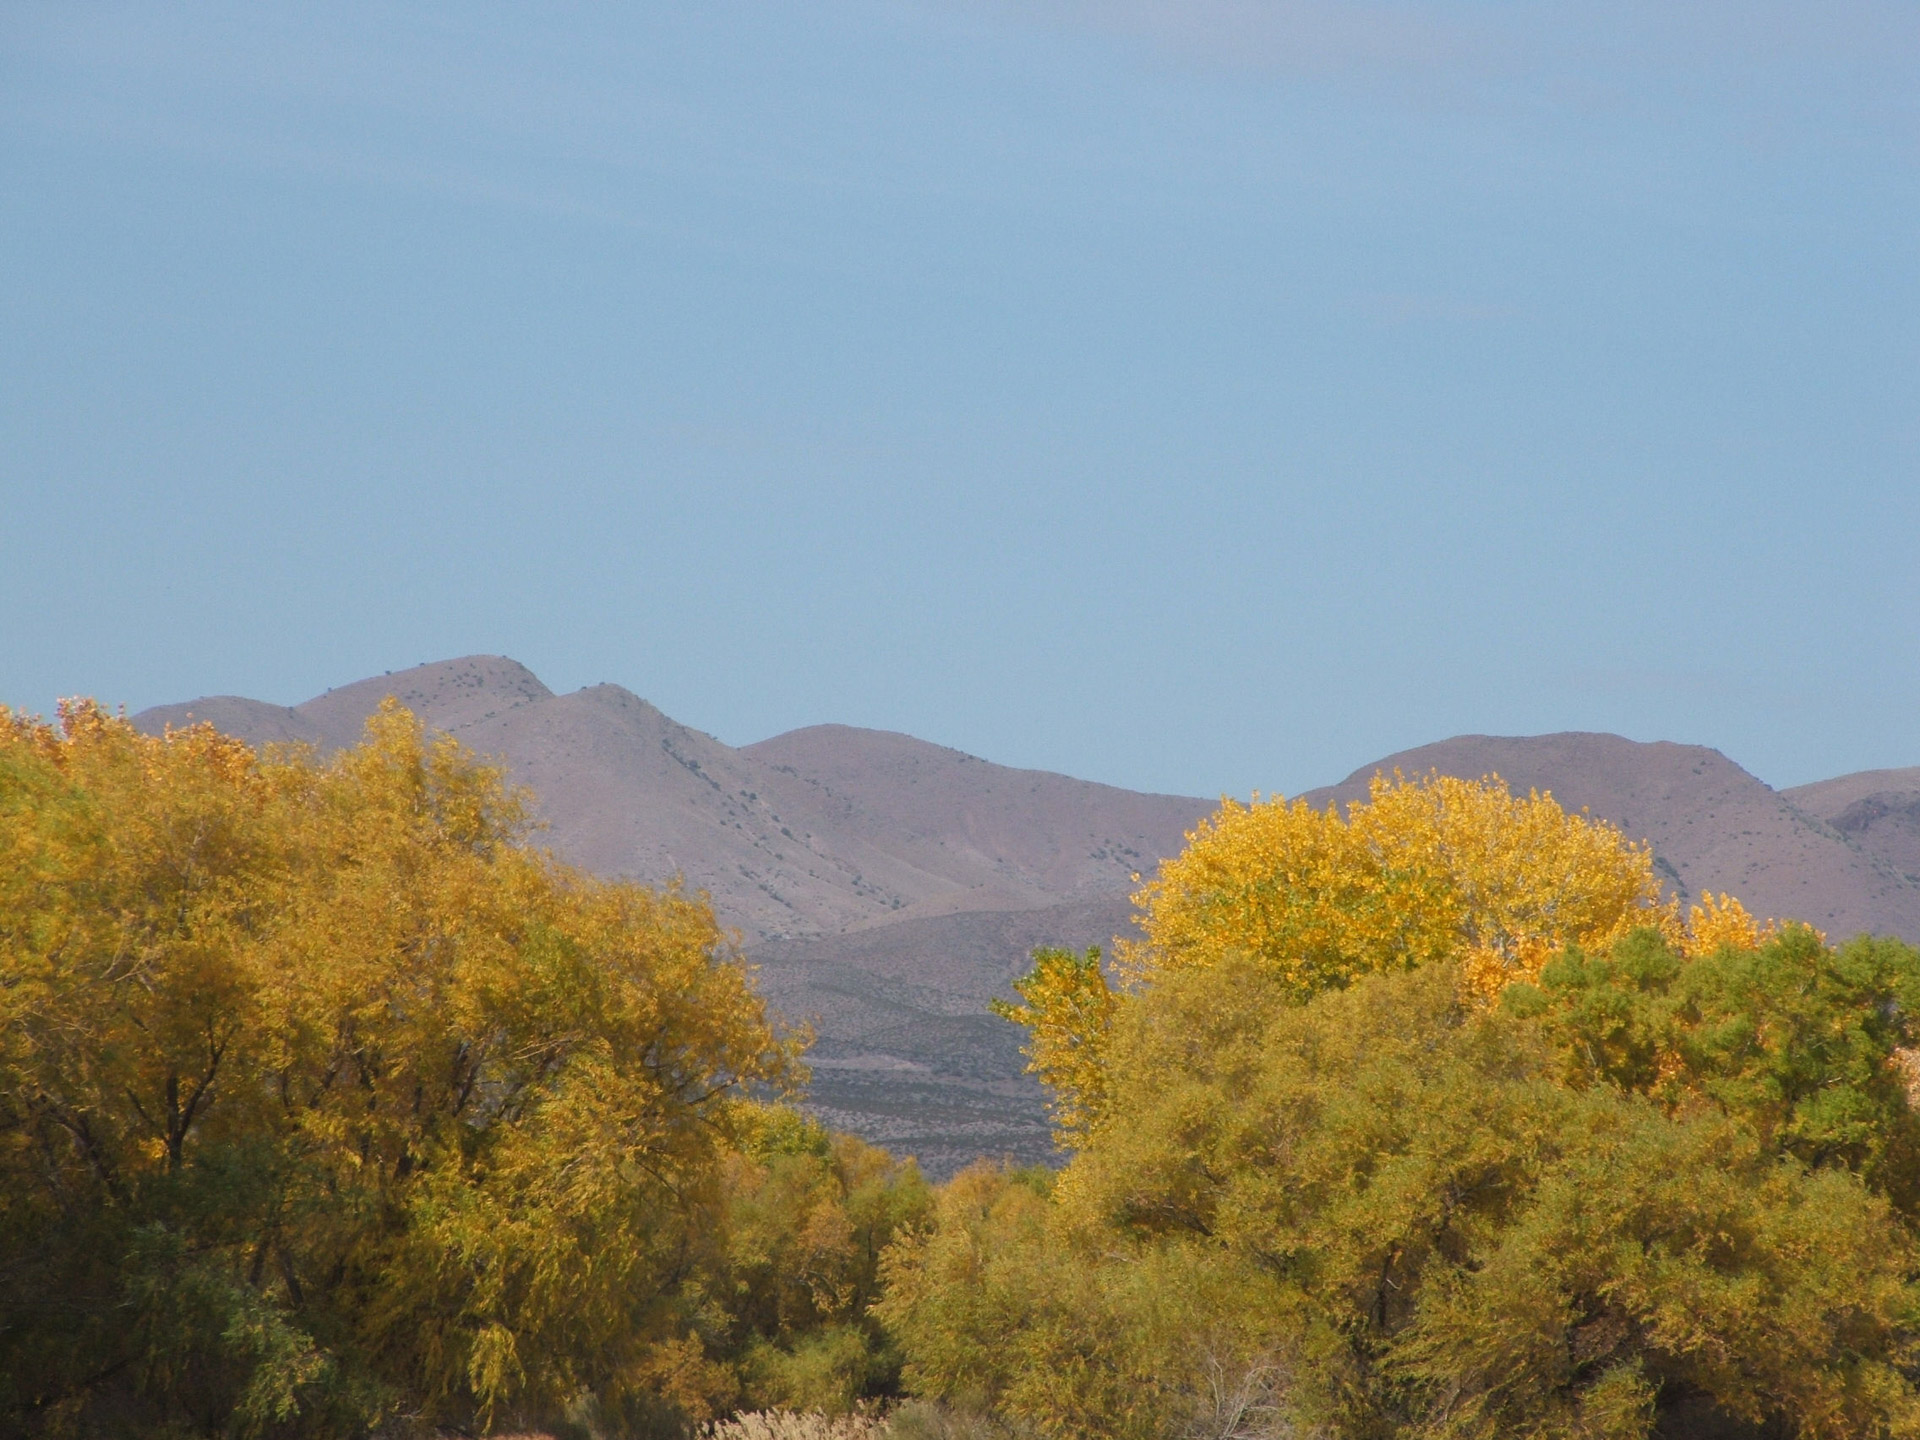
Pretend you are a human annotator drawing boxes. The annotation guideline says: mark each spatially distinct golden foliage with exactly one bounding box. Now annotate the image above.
[988,949,1115,1143]
[0,698,801,1434]
[1681,890,1780,956]
[1122,771,1671,1002]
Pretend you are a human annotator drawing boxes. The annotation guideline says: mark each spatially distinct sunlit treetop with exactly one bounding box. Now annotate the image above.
[1122,771,1683,1001]
[1002,772,1792,1145]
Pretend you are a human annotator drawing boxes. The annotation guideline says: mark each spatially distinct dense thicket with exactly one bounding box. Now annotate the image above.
[17,713,1920,1440]
[895,777,1920,1440]
[0,702,923,1438]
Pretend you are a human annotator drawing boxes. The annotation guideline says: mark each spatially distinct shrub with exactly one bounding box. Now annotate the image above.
[889,939,1920,1439]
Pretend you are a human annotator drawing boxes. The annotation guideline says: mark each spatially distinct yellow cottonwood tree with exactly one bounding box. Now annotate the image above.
[1006,772,1705,1141]
[0,699,799,1437]
[989,948,1116,1140]
[1682,889,1781,956]
[1126,771,1672,1000]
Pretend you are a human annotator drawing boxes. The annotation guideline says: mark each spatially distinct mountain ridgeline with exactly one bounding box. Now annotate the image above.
[136,656,1920,1174]
[137,656,1205,943]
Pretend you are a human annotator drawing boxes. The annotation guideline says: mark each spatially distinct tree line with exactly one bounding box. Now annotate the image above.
[6,705,1920,1438]
[0,702,925,1436]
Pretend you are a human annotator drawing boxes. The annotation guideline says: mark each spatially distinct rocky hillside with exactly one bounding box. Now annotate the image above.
[1784,767,1920,889]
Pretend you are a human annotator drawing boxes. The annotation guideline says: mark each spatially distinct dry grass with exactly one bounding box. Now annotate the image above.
[698,1411,886,1440]
[880,1401,1013,1440]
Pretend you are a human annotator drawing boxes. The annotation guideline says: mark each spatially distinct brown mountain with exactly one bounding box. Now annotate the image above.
[1783,768,1920,887]
[137,663,1920,1173]
[134,656,1210,944]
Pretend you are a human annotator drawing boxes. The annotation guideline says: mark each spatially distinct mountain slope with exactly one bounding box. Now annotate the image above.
[1784,768,1920,886]
[134,657,1210,942]
[742,724,1207,923]
[132,695,327,748]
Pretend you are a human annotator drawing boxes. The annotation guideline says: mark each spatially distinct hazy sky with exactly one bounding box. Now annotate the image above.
[4,1,1916,798]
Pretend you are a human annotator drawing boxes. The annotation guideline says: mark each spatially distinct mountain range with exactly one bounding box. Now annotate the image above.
[137,656,1203,943]
[134,656,1920,1174]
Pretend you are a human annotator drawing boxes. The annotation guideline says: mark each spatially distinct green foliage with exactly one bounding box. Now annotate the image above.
[718,1105,933,1413]
[874,1163,1058,1417]
[887,933,1920,1440]
[1510,926,1920,1207]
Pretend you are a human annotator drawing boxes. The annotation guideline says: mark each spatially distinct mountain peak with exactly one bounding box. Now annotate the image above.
[297,656,551,746]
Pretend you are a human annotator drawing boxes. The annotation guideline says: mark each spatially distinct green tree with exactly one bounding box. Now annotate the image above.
[717,1104,932,1414]
[1511,926,1920,1210]
[887,935,1920,1439]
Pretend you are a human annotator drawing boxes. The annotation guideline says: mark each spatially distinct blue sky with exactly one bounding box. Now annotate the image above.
[3,1,1915,797]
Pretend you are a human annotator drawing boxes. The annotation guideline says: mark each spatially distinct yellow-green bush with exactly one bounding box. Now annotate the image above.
[0,702,926,1439]
[888,935,1920,1439]
[721,1107,931,1412]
